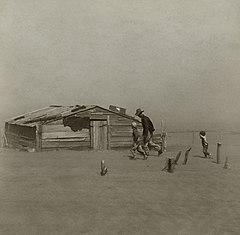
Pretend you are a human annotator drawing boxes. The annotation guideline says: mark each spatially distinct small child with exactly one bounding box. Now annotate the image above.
[199,131,211,158]
[130,122,148,160]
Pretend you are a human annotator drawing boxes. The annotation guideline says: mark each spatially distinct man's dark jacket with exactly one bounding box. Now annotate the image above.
[141,115,155,138]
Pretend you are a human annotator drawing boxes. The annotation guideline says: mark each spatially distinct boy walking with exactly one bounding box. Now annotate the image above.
[130,122,148,160]
[199,131,211,158]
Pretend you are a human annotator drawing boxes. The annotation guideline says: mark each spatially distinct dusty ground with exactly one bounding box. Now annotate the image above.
[0,145,239,235]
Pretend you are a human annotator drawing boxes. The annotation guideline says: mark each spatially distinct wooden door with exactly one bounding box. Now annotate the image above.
[90,120,107,150]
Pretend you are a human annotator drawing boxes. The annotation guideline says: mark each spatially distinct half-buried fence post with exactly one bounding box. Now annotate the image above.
[183,147,192,165]
[167,157,174,173]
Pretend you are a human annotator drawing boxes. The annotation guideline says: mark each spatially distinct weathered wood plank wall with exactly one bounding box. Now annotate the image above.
[41,123,90,150]
[5,123,36,149]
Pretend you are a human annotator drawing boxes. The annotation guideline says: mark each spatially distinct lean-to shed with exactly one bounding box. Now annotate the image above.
[4,105,145,151]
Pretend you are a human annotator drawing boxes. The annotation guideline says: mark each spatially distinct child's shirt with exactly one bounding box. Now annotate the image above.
[200,134,208,146]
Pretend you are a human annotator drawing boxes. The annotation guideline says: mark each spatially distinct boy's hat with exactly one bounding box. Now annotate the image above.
[200,131,206,136]
[135,108,144,116]
[131,122,137,128]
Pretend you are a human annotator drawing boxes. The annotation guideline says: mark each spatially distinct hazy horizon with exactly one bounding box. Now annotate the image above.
[1,0,240,131]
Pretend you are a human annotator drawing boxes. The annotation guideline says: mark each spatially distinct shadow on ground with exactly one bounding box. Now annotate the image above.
[192,155,207,159]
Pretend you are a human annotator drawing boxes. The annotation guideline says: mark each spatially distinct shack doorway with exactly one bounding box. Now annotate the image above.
[90,120,108,150]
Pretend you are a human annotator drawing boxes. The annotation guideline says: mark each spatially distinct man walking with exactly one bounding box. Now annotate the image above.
[135,108,163,156]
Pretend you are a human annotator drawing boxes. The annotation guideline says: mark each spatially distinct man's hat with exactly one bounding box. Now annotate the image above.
[135,108,144,116]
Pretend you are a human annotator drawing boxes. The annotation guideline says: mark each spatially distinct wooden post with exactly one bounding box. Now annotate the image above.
[161,120,163,133]
[162,132,167,152]
[106,116,111,150]
[223,157,230,169]
[100,160,108,176]
[167,157,174,173]
[174,151,182,165]
[36,124,42,152]
[162,152,181,171]
[217,142,221,164]
[183,147,192,165]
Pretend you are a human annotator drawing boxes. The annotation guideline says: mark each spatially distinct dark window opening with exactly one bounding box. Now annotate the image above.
[63,116,90,132]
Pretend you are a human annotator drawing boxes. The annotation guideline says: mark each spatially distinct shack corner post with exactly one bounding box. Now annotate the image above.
[1,128,7,148]
[36,124,42,152]
[107,115,111,150]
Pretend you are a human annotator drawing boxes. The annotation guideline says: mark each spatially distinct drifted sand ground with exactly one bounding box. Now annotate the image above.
[0,144,239,235]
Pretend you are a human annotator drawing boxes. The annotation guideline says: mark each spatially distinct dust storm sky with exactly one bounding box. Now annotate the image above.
[0,0,240,130]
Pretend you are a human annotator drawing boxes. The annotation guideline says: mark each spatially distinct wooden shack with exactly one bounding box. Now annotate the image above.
[4,105,144,151]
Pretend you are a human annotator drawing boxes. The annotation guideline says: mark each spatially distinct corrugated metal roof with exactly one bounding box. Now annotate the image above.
[6,104,139,127]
